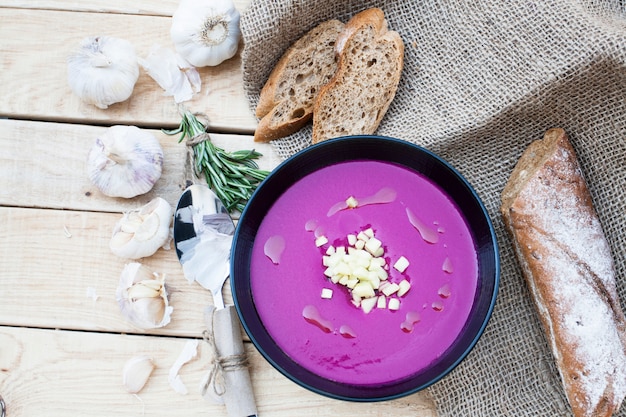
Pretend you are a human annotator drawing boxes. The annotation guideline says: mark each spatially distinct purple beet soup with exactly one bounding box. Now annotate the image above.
[250,160,478,385]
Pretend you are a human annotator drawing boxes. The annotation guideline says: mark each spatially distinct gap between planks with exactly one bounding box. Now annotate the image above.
[0,325,438,417]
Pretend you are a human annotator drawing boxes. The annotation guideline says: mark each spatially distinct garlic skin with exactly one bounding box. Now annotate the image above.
[116,262,173,329]
[87,125,163,199]
[122,355,156,394]
[138,44,201,103]
[170,0,241,67]
[67,36,139,109]
[110,197,173,259]
[169,339,199,395]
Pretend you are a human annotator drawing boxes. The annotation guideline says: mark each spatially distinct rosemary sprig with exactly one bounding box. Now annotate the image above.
[164,108,269,213]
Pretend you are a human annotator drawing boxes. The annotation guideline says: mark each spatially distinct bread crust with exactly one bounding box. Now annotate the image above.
[501,128,626,417]
[254,20,344,142]
[312,8,404,144]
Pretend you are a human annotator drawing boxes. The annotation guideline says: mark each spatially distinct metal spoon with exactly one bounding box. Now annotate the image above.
[173,184,257,417]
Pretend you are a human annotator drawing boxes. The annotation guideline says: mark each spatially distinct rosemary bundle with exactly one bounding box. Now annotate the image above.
[165,108,269,213]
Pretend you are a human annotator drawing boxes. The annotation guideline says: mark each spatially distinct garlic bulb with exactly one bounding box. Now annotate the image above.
[116,262,173,329]
[170,0,241,67]
[87,125,163,198]
[122,355,156,394]
[110,197,173,259]
[67,36,139,109]
[138,44,201,104]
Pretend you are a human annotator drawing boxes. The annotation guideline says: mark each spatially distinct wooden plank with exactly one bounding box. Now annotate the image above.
[0,8,258,131]
[0,0,251,16]
[0,119,280,213]
[0,205,222,337]
[0,326,438,416]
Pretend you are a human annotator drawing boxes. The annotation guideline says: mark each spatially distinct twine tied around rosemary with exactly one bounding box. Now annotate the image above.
[200,310,250,398]
[186,131,212,147]
[163,107,269,213]
[182,131,210,188]
[183,112,212,148]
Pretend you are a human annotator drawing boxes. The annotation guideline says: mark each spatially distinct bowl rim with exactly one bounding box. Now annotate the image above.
[231,135,500,401]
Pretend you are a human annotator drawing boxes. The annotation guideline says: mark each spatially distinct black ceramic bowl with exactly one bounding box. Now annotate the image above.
[231,135,499,401]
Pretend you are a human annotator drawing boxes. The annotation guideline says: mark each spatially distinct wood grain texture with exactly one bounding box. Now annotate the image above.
[0,205,216,336]
[0,8,257,131]
[0,326,437,417]
[0,2,441,415]
[0,119,278,336]
[0,119,279,213]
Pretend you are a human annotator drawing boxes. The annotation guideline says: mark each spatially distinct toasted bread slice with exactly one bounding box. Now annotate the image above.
[254,19,344,142]
[312,8,404,144]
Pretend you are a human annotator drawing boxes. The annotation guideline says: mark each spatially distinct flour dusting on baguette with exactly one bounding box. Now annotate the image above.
[312,8,404,144]
[501,128,626,417]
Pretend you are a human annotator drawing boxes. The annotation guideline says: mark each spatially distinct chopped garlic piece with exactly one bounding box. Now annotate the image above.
[388,298,401,311]
[321,288,333,299]
[346,196,359,208]
[393,256,410,273]
[398,279,411,297]
[319,226,399,313]
[382,282,400,296]
[361,297,377,314]
[353,282,375,299]
[315,235,328,247]
[364,237,382,255]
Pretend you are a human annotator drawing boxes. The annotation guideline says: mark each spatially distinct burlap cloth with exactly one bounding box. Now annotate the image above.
[239,1,626,415]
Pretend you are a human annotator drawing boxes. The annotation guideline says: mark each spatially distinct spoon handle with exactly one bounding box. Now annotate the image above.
[204,306,257,416]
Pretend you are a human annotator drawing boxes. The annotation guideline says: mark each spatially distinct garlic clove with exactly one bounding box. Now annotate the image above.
[67,36,139,109]
[127,211,144,222]
[126,281,162,299]
[110,230,134,248]
[138,278,165,291]
[122,355,156,394]
[133,211,160,242]
[116,262,173,329]
[170,0,241,67]
[110,197,172,260]
[120,218,142,234]
[126,262,155,282]
[87,125,164,199]
[131,297,168,325]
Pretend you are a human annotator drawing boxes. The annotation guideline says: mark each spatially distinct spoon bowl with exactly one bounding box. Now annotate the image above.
[173,184,235,309]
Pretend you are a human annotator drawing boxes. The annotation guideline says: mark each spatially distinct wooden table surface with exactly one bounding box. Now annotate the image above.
[0,1,439,416]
